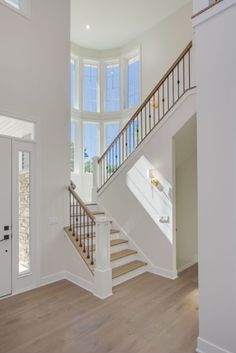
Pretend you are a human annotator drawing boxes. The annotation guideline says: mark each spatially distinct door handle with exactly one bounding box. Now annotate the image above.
[0,235,9,242]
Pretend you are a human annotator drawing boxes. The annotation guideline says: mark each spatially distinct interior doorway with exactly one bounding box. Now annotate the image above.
[174,116,198,273]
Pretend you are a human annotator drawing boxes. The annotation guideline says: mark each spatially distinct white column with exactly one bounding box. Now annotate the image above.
[94,217,112,299]
[92,156,99,203]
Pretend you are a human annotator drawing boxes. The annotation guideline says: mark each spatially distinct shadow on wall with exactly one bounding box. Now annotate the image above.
[126,155,173,244]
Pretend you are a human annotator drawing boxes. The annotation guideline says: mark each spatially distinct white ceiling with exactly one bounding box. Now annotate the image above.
[71,0,191,50]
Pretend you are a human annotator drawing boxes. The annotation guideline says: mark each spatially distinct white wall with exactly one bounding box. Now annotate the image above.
[194,2,236,352]
[176,151,198,272]
[124,2,192,99]
[0,0,70,286]
[98,91,196,275]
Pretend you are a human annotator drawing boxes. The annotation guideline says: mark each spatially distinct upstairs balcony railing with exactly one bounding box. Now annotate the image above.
[97,41,194,190]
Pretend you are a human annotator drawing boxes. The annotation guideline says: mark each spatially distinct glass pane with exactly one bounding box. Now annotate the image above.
[128,57,140,108]
[18,151,31,275]
[83,122,99,173]
[105,64,120,112]
[105,122,120,148]
[83,64,99,112]
[70,121,76,172]
[0,115,35,140]
[70,59,78,109]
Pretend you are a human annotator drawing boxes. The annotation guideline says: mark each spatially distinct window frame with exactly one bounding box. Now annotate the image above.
[104,60,121,113]
[70,56,79,111]
[127,55,141,109]
[83,121,100,174]
[82,60,100,113]
[104,121,120,150]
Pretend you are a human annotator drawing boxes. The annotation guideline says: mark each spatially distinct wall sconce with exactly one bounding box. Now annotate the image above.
[148,169,164,192]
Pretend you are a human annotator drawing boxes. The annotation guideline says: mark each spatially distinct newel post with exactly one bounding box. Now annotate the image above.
[92,156,99,203]
[94,217,112,299]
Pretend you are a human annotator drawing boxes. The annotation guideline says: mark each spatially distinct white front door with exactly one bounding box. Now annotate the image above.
[0,136,36,298]
[0,137,12,297]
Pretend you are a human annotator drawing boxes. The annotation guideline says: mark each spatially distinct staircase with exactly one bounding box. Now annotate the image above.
[65,196,147,287]
[97,41,194,190]
[65,42,195,297]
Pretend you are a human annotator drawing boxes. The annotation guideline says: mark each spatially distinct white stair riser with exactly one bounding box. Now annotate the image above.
[110,232,121,241]
[111,254,138,269]
[110,242,129,254]
[112,266,147,287]
[86,204,101,212]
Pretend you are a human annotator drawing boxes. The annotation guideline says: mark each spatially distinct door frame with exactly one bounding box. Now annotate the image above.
[0,133,38,298]
[11,139,37,294]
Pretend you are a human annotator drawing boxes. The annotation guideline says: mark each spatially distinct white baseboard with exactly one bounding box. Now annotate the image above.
[65,271,94,295]
[0,284,37,300]
[39,271,65,286]
[178,258,198,274]
[197,337,233,353]
[148,265,178,280]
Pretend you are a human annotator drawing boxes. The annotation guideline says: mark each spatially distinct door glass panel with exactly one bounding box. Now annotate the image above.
[18,151,31,274]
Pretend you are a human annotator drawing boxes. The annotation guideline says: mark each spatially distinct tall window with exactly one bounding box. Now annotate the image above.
[105,64,120,112]
[70,121,76,172]
[70,59,78,109]
[127,56,140,108]
[105,122,120,148]
[83,122,99,173]
[83,63,99,112]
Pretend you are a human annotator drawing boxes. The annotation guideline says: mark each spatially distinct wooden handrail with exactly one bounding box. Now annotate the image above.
[98,41,192,163]
[192,0,223,19]
[68,185,96,223]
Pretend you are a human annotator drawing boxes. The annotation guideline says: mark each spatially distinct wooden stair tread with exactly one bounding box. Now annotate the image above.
[92,211,105,215]
[111,249,137,262]
[111,229,120,234]
[112,260,147,279]
[111,239,128,247]
[85,203,97,206]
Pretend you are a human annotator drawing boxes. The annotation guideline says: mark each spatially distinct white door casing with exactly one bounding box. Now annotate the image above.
[0,137,12,297]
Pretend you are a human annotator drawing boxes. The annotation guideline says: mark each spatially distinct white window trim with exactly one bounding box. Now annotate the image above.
[0,0,31,19]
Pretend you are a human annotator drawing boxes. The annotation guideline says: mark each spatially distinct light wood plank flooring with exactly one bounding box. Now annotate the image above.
[0,265,198,353]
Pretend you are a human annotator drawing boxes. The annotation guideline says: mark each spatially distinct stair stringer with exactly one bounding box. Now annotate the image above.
[98,89,196,195]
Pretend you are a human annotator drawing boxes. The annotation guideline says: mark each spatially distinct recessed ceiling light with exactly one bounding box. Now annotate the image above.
[85,24,91,31]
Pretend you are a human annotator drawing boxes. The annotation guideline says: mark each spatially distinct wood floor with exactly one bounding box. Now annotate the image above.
[0,266,198,353]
